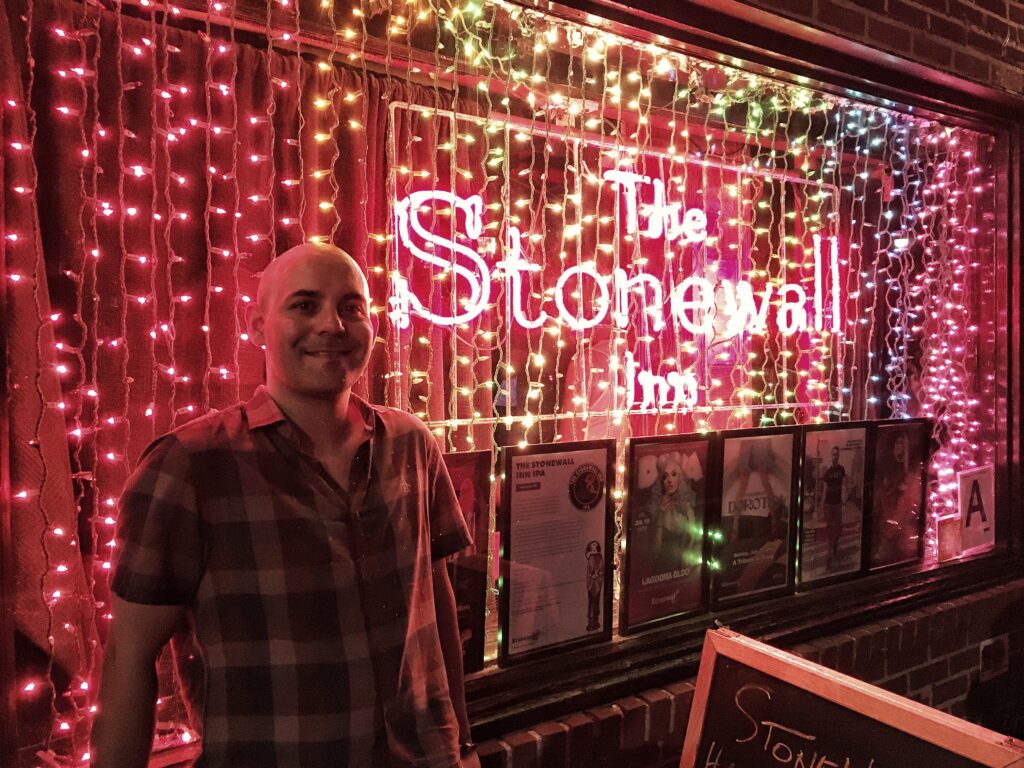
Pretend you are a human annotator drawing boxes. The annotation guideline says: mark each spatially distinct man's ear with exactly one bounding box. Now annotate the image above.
[245,301,266,349]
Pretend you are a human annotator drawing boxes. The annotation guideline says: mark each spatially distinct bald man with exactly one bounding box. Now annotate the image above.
[93,244,478,768]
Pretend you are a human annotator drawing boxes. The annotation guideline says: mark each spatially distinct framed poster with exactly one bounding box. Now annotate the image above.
[798,423,868,587]
[713,427,798,605]
[867,419,931,570]
[498,440,615,665]
[958,464,995,556]
[620,434,713,634]
[442,449,493,674]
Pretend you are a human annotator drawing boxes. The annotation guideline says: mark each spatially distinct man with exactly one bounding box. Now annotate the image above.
[93,243,478,767]
[819,445,847,569]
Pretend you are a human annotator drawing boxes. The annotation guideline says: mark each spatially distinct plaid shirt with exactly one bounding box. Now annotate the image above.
[112,386,471,767]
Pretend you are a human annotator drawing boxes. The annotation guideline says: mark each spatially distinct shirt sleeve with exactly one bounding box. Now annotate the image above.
[426,439,473,562]
[111,434,205,605]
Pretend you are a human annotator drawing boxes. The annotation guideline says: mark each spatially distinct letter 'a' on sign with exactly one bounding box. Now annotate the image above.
[679,629,1024,768]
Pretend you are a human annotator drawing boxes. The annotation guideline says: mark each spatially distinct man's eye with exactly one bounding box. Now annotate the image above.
[292,301,314,311]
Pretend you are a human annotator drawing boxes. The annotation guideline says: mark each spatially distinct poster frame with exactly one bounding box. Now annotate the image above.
[796,420,872,590]
[442,448,495,674]
[497,439,616,666]
[865,418,932,572]
[711,425,800,608]
[619,432,717,635]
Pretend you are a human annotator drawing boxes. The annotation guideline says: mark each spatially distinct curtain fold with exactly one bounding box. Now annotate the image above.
[2,0,100,757]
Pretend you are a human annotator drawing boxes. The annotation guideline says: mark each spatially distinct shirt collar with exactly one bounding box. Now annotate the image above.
[245,384,376,437]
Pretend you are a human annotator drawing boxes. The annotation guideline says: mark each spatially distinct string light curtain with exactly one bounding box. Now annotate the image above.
[1,0,1003,762]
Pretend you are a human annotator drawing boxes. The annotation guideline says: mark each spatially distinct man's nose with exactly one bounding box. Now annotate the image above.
[315,308,347,333]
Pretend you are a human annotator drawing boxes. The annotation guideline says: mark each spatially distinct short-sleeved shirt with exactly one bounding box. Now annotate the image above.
[112,386,472,767]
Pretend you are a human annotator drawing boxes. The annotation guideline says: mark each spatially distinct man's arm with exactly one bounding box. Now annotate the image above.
[432,560,478,765]
[91,596,187,768]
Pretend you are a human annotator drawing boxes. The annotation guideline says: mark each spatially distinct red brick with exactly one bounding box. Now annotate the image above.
[618,696,649,751]
[881,673,909,695]
[478,740,511,768]
[966,28,999,53]
[622,744,660,768]
[834,635,856,675]
[981,11,1011,38]
[791,643,821,665]
[747,0,815,16]
[909,658,949,691]
[947,0,987,26]
[888,0,928,27]
[665,682,695,746]
[867,17,913,50]
[853,639,887,682]
[505,730,541,768]
[930,605,968,657]
[1001,46,1024,68]
[991,63,1024,92]
[913,30,954,65]
[908,688,933,706]
[661,738,686,767]
[535,722,569,768]
[820,642,839,670]
[949,646,980,675]
[928,13,967,44]
[559,713,596,768]
[933,673,970,705]
[585,705,623,766]
[815,0,868,34]
[1010,628,1024,655]
[972,0,1007,16]
[893,619,928,671]
[773,0,815,16]
[640,689,673,742]
[1010,3,1024,23]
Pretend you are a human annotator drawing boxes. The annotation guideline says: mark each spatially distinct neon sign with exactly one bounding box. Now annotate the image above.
[390,170,842,339]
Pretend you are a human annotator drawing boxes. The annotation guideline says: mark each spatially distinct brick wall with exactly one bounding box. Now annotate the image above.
[730,0,1024,95]
[474,580,1024,768]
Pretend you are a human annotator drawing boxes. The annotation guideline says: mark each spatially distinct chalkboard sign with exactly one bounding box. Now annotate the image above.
[680,630,1024,768]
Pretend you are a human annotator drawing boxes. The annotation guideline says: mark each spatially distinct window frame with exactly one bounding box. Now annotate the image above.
[453,0,1024,739]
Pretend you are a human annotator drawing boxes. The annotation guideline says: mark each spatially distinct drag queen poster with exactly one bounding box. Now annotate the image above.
[715,428,797,603]
[621,434,711,633]
[868,420,930,569]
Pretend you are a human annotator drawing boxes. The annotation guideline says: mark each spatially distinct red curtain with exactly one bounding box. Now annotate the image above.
[3,0,474,759]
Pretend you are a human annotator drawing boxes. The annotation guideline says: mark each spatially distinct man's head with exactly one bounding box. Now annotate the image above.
[831,446,840,465]
[246,243,376,401]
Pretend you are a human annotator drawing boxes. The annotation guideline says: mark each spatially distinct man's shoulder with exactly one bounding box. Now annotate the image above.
[158,403,247,453]
[369,402,433,442]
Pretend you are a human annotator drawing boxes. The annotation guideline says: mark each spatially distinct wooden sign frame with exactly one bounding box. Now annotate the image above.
[680,629,1024,768]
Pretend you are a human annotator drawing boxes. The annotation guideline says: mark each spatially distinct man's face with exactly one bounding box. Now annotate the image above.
[250,249,375,400]
[831,447,840,465]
